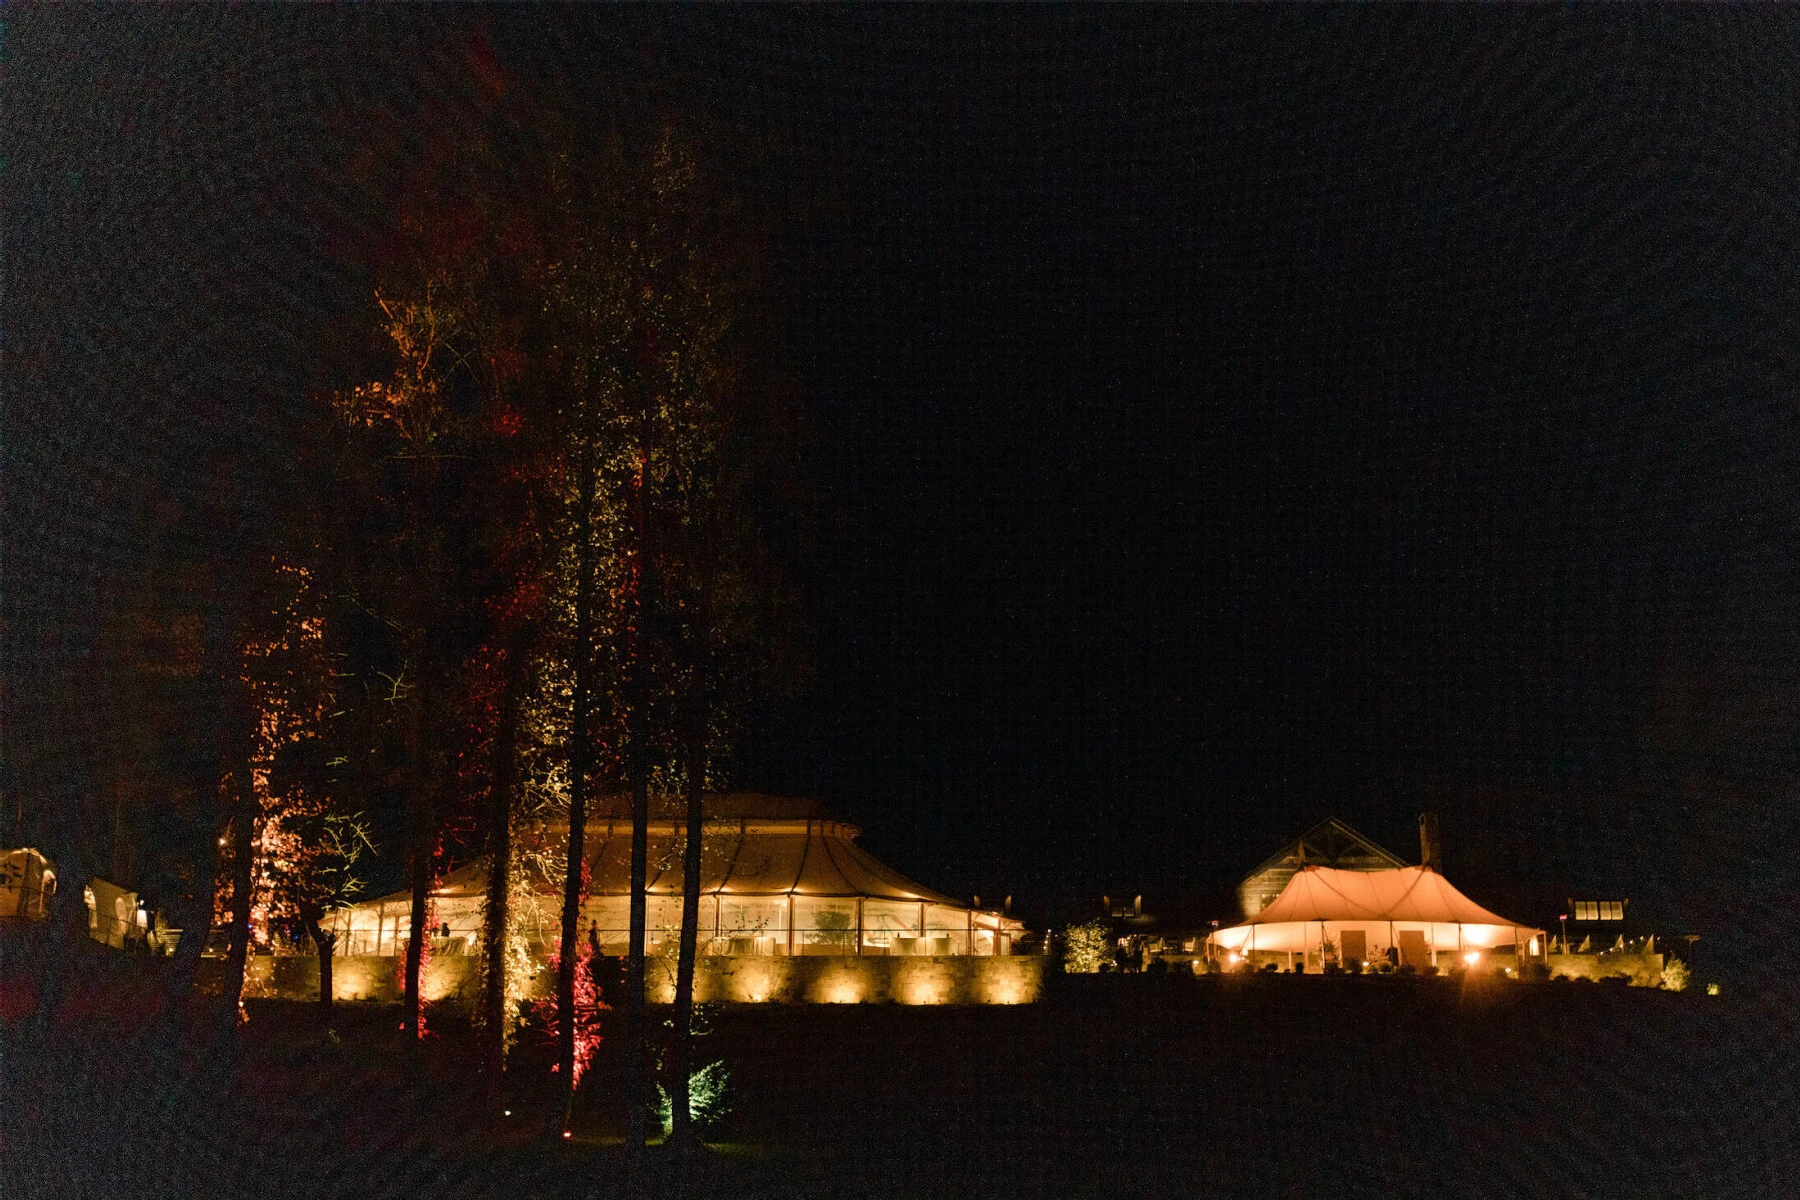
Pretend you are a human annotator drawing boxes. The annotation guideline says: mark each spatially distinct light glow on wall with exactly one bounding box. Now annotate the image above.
[983,976,1024,1004]
[734,967,775,1003]
[901,980,944,1005]
[333,962,373,1001]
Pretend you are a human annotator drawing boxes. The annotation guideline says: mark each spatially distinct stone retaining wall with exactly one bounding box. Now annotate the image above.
[215,952,1045,1006]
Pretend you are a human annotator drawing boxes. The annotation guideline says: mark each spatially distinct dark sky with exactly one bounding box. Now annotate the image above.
[12,10,1800,956]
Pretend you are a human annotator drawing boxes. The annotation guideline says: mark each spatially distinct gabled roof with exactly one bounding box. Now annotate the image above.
[1243,817,1407,881]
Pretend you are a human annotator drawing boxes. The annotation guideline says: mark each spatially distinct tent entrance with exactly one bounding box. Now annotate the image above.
[1397,929,1429,969]
[1339,929,1367,969]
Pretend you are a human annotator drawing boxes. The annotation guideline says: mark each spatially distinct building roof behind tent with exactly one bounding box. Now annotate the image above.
[1242,816,1408,882]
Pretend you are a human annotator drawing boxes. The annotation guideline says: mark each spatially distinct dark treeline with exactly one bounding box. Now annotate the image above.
[6,14,814,1163]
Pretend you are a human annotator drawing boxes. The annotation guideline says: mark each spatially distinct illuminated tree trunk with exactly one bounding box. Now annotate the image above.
[402,656,433,1044]
[481,641,527,1088]
[554,443,598,1136]
[669,674,707,1149]
[624,447,653,1155]
[219,689,258,1025]
[625,717,649,1150]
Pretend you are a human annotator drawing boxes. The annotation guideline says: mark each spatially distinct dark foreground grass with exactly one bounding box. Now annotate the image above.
[4,954,1793,1200]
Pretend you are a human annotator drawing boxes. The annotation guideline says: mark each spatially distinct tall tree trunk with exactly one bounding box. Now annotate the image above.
[161,874,214,1043]
[34,842,91,1044]
[157,598,230,1052]
[624,449,653,1155]
[554,450,598,1136]
[625,732,649,1149]
[402,656,433,1044]
[219,705,258,1026]
[669,684,706,1149]
[302,907,336,1021]
[481,642,527,1091]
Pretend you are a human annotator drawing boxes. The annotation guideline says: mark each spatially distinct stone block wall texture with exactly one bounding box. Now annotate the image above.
[215,952,1044,1006]
[212,954,480,1004]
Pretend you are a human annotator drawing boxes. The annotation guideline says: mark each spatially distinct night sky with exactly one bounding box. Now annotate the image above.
[12,10,1800,962]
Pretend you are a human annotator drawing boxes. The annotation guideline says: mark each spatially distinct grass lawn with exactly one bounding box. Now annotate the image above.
[4,957,1789,1200]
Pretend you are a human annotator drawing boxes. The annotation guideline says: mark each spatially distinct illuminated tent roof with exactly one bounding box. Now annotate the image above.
[345,795,987,912]
[576,815,959,903]
[1208,865,1542,954]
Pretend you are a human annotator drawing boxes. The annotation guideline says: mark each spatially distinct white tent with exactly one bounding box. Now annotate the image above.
[85,877,147,948]
[1207,864,1543,970]
[0,847,56,920]
[327,795,1024,958]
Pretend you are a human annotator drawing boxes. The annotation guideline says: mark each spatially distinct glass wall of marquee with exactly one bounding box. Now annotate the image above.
[326,801,1025,959]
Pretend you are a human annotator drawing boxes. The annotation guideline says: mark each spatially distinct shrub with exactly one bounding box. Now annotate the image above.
[1061,921,1112,974]
[1661,958,1690,992]
[1421,965,1438,977]
[655,1060,732,1138]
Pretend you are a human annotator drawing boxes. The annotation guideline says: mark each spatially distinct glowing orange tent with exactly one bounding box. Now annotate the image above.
[1206,864,1543,970]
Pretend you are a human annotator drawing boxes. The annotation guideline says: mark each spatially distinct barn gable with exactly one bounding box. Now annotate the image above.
[1236,817,1407,918]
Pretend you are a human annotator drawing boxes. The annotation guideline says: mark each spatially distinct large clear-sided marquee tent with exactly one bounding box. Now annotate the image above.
[1206,864,1544,972]
[328,795,1024,959]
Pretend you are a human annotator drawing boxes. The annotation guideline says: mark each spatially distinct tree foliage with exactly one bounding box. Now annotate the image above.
[1062,920,1114,974]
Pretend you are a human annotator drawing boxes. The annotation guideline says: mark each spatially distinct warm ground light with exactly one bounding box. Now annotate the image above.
[5,938,1778,1200]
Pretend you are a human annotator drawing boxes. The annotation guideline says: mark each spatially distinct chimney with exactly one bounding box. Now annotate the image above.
[1419,813,1441,870]
[1134,894,1143,917]
[1003,895,1012,916]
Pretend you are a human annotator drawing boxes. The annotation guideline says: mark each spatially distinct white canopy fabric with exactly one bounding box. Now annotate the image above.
[579,816,960,903]
[1207,865,1542,957]
[85,876,143,948]
[326,797,1024,954]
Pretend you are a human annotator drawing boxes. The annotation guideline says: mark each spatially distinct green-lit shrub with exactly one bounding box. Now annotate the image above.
[655,1061,733,1138]
[1661,958,1690,992]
